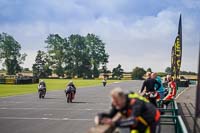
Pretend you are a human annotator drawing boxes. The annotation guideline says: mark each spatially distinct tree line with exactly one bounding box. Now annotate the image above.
[0,32,196,79]
[0,32,124,79]
[33,33,109,78]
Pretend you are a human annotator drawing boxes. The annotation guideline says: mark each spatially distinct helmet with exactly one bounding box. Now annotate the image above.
[68,80,73,85]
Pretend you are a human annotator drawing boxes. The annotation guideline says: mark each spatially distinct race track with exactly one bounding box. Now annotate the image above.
[0,80,142,133]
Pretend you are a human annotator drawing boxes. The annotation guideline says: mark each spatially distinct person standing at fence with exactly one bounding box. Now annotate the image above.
[140,72,161,107]
[163,75,176,101]
[151,72,165,99]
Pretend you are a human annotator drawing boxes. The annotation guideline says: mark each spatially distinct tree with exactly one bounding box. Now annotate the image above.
[23,68,30,72]
[179,70,197,75]
[68,34,90,78]
[146,68,152,72]
[99,64,110,78]
[112,64,124,80]
[0,33,26,75]
[45,34,66,77]
[32,50,52,78]
[85,34,109,78]
[131,67,146,80]
[45,33,109,78]
[165,67,171,74]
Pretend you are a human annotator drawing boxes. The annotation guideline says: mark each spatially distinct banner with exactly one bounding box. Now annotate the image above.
[174,35,182,77]
[171,46,175,76]
[171,14,182,79]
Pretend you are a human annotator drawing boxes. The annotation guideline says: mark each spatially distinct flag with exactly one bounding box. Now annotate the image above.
[171,46,175,76]
[195,43,200,117]
[171,14,182,79]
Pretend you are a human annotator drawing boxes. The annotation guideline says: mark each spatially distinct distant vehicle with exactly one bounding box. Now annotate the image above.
[65,85,76,103]
[102,79,107,87]
[38,85,46,99]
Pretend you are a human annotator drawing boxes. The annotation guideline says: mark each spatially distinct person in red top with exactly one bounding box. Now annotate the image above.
[163,75,176,101]
[162,75,176,109]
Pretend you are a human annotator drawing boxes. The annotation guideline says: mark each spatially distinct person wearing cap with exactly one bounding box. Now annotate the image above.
[95,88,160,133]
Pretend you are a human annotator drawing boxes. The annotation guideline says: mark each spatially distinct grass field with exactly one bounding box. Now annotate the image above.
[0,79,120,97]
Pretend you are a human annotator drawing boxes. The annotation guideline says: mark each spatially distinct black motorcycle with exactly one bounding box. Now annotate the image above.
[65,87,75,103]
[38,86,46,99]
[102,80,107,87]
[66,91,74,103]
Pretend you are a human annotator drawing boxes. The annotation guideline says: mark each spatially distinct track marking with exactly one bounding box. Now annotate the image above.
[0,107,106,111]
[43,114,53,116]
[175,87,189,100]
[0,116,93,121]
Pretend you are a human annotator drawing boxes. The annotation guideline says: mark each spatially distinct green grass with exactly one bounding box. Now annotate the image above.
[0,79,120,97]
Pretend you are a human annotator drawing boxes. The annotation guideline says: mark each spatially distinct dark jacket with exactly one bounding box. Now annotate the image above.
[99,93,160,128]
[141,78,161,93]
[65,84,76,94]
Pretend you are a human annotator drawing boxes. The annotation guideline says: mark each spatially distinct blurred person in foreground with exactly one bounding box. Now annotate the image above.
[95,88,160,133]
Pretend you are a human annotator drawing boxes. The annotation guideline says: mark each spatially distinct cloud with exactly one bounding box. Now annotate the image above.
[0,0,199,72]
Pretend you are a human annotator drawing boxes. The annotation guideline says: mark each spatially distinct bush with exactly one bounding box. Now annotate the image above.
[157,72,167,77]
[131,67,146,80]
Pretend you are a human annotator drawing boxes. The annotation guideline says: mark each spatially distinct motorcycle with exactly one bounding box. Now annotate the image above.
[143,91,160,100]
[143,91,160,107]
[38,85,46,99]
[102,80,107,87]
[65,86,75,103]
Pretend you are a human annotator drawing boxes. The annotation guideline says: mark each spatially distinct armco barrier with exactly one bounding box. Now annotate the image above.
[5,78,16,84]
[0,76,39,84]
[0,78,5,84]
[16,78,33,84]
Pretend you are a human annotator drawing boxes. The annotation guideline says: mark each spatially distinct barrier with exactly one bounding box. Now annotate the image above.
[0,76,39,84]
[16,78,33,84]
[158,100,188,133]
[160,115,188,133]
[157,100,179,116]
[5,78,16,84]
[0,78,5,84]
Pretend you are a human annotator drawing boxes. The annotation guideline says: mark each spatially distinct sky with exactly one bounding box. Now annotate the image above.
[0,0,199,72]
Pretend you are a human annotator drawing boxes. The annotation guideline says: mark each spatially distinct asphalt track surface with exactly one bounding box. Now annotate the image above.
[0,80,144,133]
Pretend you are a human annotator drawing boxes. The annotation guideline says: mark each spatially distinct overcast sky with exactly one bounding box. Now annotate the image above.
[0,0,199,72]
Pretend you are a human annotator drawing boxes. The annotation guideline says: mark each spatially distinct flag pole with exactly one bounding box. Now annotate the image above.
[194,41,200,133]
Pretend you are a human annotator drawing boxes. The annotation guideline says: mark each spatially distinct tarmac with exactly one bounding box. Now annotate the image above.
[0,80,142,133]
[176,84,200,132]
[0,80,193,133]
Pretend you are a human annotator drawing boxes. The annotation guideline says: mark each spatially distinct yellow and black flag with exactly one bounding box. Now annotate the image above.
[171,14,182,79]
